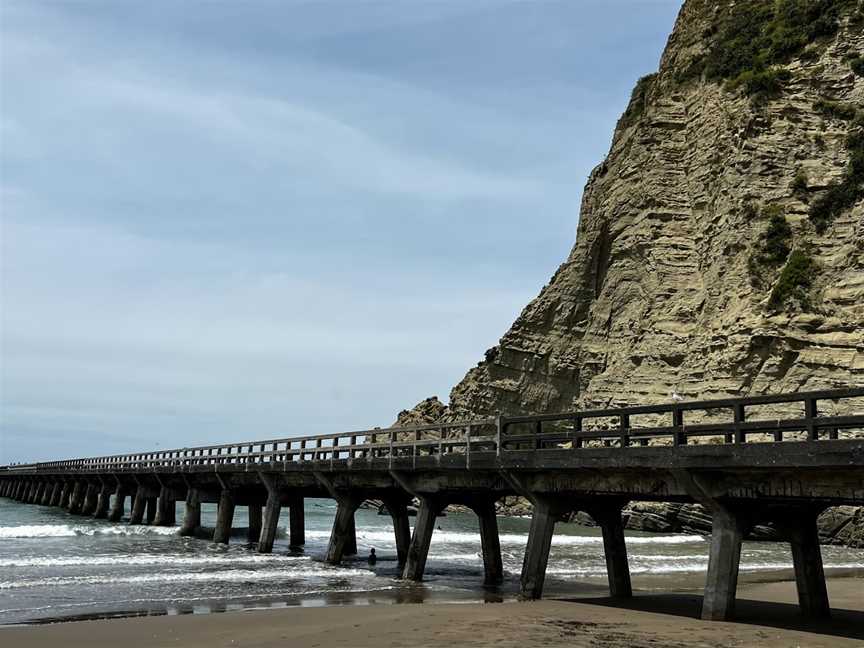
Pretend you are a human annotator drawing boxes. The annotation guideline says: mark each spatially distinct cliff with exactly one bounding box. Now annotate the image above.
[445,0,864,418]
[400,0,864,546]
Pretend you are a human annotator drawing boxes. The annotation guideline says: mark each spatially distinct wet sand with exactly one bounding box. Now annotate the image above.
[2,577,862,647]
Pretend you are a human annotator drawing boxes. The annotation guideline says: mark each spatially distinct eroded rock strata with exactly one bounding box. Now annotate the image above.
[399,1,864,546]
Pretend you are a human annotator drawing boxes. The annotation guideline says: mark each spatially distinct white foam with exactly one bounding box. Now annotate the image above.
[311,529,704,547]
[0,553,307,568]
[0,524,180,539]
[546,561,864,577]
[0,566,373,590]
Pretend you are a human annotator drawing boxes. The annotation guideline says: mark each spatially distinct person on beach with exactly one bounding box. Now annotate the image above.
[368,548,377,565]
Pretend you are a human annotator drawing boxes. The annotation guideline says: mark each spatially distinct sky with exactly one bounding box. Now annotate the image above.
[0,0,682,463]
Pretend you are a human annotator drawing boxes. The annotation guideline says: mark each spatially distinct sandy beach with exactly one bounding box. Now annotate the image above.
[3,577,862,648]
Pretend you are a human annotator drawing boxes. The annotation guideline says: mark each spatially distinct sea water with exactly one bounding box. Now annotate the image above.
[1,497,862,624]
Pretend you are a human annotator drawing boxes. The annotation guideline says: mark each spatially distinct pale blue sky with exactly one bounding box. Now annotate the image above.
[1,0,682,462]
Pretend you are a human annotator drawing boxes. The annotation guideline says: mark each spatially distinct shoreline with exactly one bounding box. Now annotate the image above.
[5,566,863,628]
[2,575,862,647]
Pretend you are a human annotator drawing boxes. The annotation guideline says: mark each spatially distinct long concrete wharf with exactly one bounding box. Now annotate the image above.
[2,387,863,622]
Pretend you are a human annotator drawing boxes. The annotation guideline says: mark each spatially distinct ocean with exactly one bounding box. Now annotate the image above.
[2,496,863,625]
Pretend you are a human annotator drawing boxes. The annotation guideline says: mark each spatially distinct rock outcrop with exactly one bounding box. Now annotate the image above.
[394,396,448,427]
[575,502,864,548]
[399,0,864,545]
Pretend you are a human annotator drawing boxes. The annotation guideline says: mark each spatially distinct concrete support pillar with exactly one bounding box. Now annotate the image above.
[790,520,831,618]
[289,496,305,548]
[68,481,85,514]
[344,515,358,556]
[144,496,158,524]
[40,482,54,506]
[27,481,39,504]
[129,490,147,524]
[325,498,361,564]
[472,499,504,587]
[780,509,831,618]
[16,480,28,501]
[153,486,176,526]
[81,483,98,516]
[258,491,282,553]
[384,499,412,567]
[93,483,112,519]
[49,482,62,507]
[701,506,748,621]
[520,498,559,600]
[589,504,632,598]
[58,482,71,508]
[108,486,127,522]
[179,488,202,536]
[248,504,263,543]
[213,489,236,544]
[402,497,444,581]
[33,482,44,504]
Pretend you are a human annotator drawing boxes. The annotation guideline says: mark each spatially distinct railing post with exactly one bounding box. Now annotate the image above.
[672,407,685,446]
[465,426,471,470]
[619,414,630,448]
[572,416,582,449]
[495,413,504,458]
[733,403,745,444]
[805,397,818,441]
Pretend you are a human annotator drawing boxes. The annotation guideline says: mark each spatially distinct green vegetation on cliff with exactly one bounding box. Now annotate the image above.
[747,207,820,312]
[769,249,816,310]
[748,206,793,288]
[810,125,864,232]
[685,0,858,96]
[619,73,657,127]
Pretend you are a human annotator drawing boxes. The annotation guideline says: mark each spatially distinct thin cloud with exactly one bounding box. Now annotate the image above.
[0,1,681,462]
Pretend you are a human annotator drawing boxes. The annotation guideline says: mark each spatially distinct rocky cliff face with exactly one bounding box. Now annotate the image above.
[400,1,864,545]
[442,0,863,419]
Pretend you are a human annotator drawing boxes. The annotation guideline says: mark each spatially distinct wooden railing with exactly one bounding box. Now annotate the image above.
[2,388,862,474]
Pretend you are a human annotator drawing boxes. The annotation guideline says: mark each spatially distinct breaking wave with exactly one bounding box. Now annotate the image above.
[0,553,306,568]
[0,566,372,590]
[0,525,180,539]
